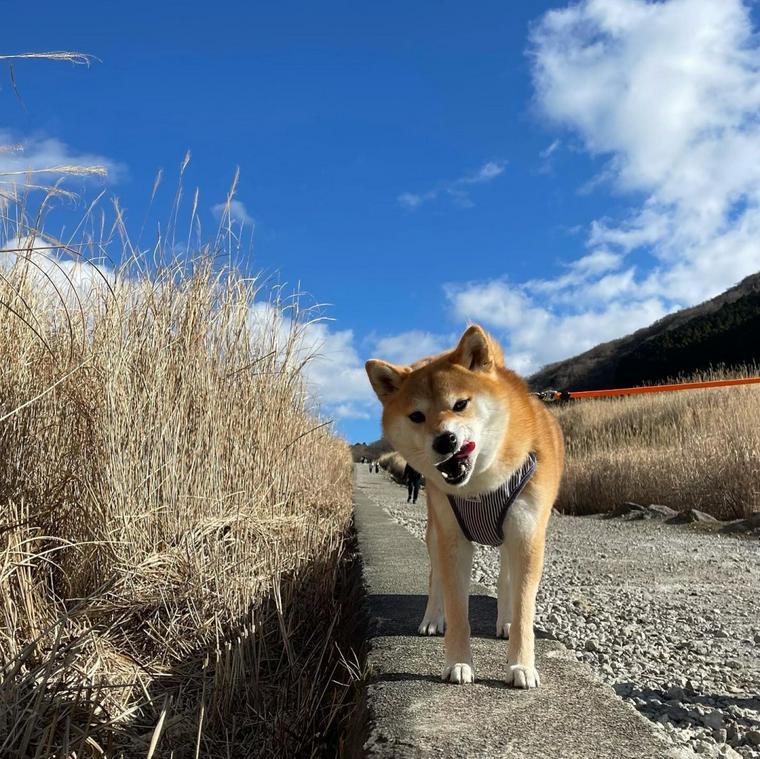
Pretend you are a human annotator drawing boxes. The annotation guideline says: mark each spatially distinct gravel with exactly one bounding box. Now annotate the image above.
[359,471,760,759]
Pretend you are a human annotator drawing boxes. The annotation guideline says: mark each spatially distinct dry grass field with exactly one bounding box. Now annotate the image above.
[377,451,407,483]
[0,217,357,755]
[554,371,760,519]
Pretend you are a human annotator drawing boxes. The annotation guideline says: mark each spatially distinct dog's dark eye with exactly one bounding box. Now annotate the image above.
[408,411,425,423]
[453,398,469,412]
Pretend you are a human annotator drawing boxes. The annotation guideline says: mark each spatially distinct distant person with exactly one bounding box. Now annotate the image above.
[368,460,374,473]
[403,463,422,504]
[374,462,380,473]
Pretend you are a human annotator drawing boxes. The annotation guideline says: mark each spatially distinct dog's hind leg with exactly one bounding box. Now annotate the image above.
[418,502,445,635]
[496,550,512,639]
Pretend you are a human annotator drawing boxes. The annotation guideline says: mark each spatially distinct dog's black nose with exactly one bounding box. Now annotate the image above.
[432,431,458,455]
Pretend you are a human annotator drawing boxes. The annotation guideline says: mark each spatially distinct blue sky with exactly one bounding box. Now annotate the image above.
[4,0,760,443]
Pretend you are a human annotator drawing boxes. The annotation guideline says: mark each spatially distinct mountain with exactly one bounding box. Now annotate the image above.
[528,271,760,392]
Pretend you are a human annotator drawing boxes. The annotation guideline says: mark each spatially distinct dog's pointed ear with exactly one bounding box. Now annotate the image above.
[365,359,410,400]
[452,325,502,372]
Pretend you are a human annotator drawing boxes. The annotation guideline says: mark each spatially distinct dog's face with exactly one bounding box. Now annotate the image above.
[366,325,510,493]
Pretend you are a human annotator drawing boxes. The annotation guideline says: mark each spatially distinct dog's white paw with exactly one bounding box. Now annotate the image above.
[418,613,445,636]
[441,662,474,684]
[505,664,540,689]
[496,620,511,639]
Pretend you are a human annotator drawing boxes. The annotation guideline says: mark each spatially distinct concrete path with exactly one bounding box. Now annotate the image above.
[354,466,681,758]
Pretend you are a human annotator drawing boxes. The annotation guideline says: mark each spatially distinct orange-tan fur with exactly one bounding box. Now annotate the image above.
[366,325,564,687]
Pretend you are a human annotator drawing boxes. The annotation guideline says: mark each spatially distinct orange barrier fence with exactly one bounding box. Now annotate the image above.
[538,376,760,402]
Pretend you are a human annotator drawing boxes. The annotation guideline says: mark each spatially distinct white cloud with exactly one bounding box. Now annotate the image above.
[0,237,115,307]
[539,139,561,160]
[530,0,760,304]
[465,161,506,183]
[569,249,623,276]
[332,404,371,420]
[435,0,760,377]
[212,199,254,227]
[300,322,376,408]
[246,302,377,420]
[398,191,434,210]
[397,160,506,210]
[0,130,122,188]
[446,280,544,332]
[372,330,452,365]
[446,278,669,374]
[538,139,562,173]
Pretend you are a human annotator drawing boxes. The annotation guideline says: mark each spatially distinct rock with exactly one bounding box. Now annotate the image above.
[647,504,679,519]
[606,501,649,520]
[717,746,742,759]
[585,639,600,652]
[701,711,724,730]
[714,729,728,744]
[719,520,747,533]
[667,508,720,525]
[669,705,690,722]
[720,513,760,534]
[745,730,760,746]
[667,685,686,700]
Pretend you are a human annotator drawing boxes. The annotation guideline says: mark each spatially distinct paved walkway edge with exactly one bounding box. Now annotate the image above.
[353,484,684,758]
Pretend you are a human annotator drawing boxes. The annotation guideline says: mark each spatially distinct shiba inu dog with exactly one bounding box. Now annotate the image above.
[366,325,564,688]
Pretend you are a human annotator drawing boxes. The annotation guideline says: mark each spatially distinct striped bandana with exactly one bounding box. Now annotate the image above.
[446,453,537,546]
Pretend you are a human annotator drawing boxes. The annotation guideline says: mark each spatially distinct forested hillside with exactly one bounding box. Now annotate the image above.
[529,271,760,391]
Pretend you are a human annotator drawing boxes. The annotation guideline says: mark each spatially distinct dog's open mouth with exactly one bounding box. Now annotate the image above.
[435,441,476,485]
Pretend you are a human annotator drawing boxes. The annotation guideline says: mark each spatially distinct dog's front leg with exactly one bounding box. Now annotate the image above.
[503,494,547,689]
[418,500,445,635]
[438,528,474,683]
[428,487,474,684]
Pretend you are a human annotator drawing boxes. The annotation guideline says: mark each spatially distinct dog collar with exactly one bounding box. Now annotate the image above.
[447,452,537,546]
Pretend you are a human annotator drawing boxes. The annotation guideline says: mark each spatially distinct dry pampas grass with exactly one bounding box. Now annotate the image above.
[0,193,359,756]
[377,452,408,483]
[554,368,760,519]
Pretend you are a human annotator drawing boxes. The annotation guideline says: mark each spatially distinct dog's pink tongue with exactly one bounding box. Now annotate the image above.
[455,440,476,458]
